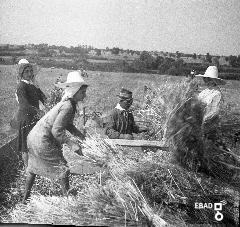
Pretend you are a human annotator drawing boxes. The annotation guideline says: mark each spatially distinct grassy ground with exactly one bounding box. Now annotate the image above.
[1,64,240,225]
[1,64,240,146]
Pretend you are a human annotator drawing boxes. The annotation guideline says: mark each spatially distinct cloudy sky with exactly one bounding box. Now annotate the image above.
[0,0,239,55]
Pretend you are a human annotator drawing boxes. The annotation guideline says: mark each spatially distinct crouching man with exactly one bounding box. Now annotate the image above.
[105,88,147,140]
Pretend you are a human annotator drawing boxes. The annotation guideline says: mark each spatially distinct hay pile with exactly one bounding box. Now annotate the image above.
[4,134,238,225]
[4,138,168,226]
[133,80,239,224]
[87,136,239,225]
[164,93,240,187]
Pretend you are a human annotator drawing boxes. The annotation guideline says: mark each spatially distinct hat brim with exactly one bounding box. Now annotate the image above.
[55,82,88,89]
[195,74,226,85]
[117,95,133,99]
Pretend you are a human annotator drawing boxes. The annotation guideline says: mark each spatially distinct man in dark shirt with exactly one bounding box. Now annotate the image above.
[105,88,147,140]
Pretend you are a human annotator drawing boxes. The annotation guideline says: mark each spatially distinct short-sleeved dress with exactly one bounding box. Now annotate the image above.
[27,99,81,179]
[15,80,46,153]
[197,87,222,140]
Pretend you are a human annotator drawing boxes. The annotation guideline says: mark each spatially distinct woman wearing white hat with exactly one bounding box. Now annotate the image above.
[195,66,226,141]
[22,71,87,202]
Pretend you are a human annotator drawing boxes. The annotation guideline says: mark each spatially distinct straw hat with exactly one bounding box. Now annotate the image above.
[55,71,88,88]
[195,66,226,85]
[18,59,29,64]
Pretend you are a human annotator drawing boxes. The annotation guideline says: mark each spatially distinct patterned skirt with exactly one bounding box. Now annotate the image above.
[26,128,69,180]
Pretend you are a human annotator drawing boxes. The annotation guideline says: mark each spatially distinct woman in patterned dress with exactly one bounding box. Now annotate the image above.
[23,71,87,202]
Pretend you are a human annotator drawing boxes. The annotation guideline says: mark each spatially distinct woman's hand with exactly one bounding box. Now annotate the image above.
[78,127,86,141]
[78,132,86,141]
[68,140,82,154]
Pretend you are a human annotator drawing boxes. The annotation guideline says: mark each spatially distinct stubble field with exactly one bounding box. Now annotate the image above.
[1,64,240,147]
[1,64,240,225]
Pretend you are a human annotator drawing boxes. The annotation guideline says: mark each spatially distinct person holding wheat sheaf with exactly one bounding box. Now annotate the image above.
[195,65,226,141]
[22,71,87,202]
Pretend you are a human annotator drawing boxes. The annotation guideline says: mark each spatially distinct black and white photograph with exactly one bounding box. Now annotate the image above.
[0,0,240,226]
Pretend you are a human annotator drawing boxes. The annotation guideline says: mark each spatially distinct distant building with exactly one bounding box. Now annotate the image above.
[89,50,97,56]
[219,56,229,66]
[119,51,130,57]
[25,44,35,49]
[132,52,139,58]
[101,50,112,56]
[181,56,204,64]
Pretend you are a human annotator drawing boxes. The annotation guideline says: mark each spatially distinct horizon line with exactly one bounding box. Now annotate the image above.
[0,42,237,57]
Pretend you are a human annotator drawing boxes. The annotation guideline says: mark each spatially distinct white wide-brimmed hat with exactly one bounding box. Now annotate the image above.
[195,66,226,85]
[55,71,88,88]
[18,59,29,64]
[17,58,41,79]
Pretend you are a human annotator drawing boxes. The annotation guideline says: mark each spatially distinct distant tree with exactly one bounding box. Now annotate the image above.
[166,59,185,76]
[193,53,197,60]
[111,47,120,55]
[228,55,239,67]
[158,57,175,74]
[139,51,155,68]
[211,57,220,68]
[206,53,212,63]
[152,56,164,69]
[130,59,147,72]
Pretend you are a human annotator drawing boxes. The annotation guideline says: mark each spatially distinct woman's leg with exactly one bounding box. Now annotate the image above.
[22,172,36,203]
[22,152,28,169]
[59,170,70,196]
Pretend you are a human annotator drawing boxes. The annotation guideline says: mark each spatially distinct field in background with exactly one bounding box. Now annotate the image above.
[0,65,174,146]
[1,64,240,146]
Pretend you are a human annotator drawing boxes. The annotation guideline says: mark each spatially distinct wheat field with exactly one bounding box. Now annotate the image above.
[1,64,240,225]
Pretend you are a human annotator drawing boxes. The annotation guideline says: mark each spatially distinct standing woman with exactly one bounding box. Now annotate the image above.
[23,71,87,202]
[15,60,46,168]
[195,66,226,141]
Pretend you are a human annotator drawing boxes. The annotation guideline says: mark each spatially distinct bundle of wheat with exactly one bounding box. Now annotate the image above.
[4,133,238,225]
[81,136,239,225]
[78,136,168,226]
[164,94,240,188]
[3,135,167,226]
[134,80,192,141]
